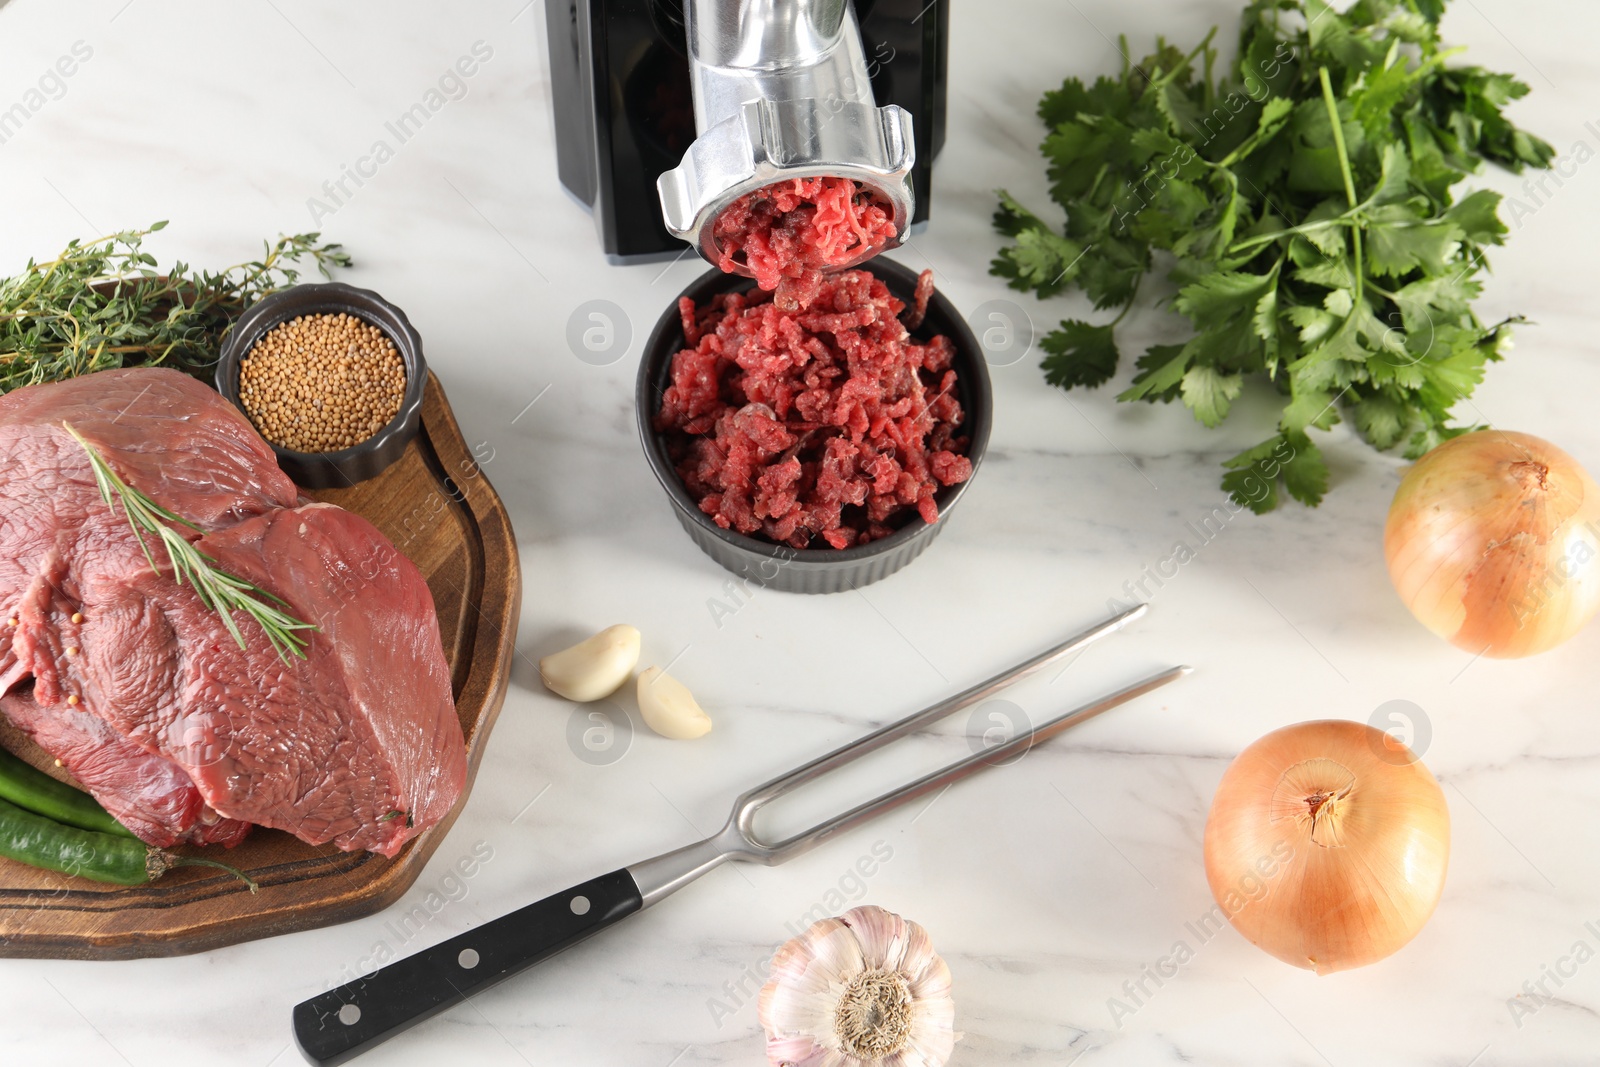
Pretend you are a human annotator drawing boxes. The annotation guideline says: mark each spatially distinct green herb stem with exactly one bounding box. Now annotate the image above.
[63,424,318,663]
[1110,274,1144,328]
[1318,66,1364,307]
[1228,216,1351,254]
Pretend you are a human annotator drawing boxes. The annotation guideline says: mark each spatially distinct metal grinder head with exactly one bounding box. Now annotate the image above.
[655,0,917,275]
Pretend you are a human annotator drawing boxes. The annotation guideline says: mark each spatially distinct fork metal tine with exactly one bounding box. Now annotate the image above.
[758,664,1191,862]
[627,606,1177,907]
[734,603,1149,813]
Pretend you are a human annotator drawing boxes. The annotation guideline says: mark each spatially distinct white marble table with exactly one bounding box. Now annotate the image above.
[1,1,1597,1064]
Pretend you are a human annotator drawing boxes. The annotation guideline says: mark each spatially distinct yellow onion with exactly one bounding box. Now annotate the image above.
[1203,720,1449,974]
[1385,430,1600,658]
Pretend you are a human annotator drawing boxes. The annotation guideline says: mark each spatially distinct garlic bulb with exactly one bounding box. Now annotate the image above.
[758,905,958,1067]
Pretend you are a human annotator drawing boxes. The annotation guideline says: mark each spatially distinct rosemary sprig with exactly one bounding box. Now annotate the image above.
[63,423,318,663]
[0,222,350,395]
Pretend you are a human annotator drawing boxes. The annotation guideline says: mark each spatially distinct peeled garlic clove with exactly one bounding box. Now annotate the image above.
[636,667,712,739]
[538,625,640,702]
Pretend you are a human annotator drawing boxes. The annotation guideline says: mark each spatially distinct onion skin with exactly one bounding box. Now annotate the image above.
[1203,720,1450,975]
[1385,430,1600,658]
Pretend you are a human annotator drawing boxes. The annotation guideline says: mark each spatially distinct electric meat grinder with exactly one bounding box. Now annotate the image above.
[545,0,949,264]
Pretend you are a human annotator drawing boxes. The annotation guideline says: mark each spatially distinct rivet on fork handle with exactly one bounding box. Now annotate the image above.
[293,870,643,1066]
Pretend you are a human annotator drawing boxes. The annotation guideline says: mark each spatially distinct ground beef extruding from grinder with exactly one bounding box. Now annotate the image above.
[711,177,898,312]
[655,269,972,550]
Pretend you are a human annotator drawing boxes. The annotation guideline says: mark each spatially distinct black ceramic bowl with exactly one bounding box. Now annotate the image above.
[637,257,992,594]
[216,282,427,489]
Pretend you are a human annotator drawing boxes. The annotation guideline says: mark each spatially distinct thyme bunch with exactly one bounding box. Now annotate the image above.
[0,222,350,395]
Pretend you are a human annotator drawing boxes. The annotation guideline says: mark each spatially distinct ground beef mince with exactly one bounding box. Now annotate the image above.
[655,269,972,550]
[711,177,899,311]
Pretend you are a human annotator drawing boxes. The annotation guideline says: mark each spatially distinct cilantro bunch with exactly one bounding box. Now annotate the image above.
[992,0,1554,510]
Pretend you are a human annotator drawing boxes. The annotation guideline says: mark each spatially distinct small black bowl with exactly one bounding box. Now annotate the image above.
[636,257,992,594]
[216,282,427,489]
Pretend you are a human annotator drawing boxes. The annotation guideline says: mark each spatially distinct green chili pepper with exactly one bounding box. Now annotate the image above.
[0,744,134,838]
[0,795,256,888]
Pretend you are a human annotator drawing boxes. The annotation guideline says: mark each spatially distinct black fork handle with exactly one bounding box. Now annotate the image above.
[292,868,643,1066]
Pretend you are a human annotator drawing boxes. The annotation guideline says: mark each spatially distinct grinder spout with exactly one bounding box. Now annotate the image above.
[656,0,916,275]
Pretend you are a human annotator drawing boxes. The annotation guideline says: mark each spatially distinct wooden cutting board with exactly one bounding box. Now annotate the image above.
[0,372,521,959]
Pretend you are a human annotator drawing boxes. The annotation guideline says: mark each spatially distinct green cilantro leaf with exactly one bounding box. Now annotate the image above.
[1041,320,1120,389]
[1181,364,1246,427]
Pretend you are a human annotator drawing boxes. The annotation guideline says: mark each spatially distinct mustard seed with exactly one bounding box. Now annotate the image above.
[239,312,407,453]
